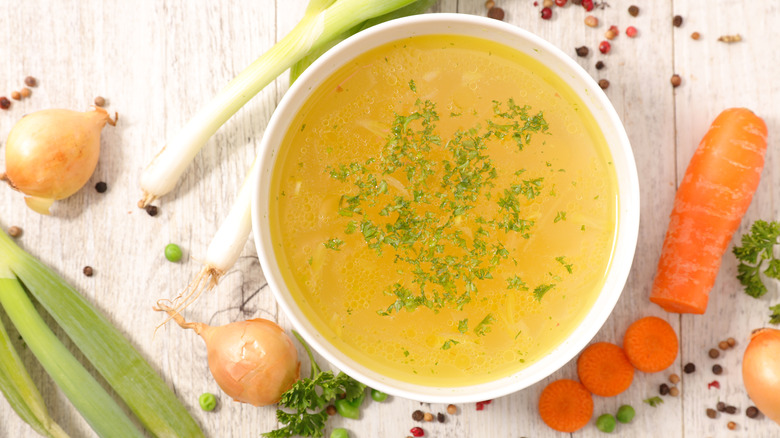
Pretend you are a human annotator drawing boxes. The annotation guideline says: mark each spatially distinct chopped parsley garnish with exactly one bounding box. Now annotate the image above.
[554,211,567,223]
[409,79,417,92]
[442,339,459,350]
[474,313,496,336]
[555,256,573,274]
[323,97,551,314]
[733,220,780,324]
[533,283,555,302]
[458,319,468,333]
[507,275,528,290]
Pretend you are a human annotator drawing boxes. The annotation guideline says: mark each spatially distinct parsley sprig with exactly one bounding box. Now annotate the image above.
[733,220,780,324]
[264,331,366,438]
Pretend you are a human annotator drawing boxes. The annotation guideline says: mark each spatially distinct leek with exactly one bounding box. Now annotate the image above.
[157,0,434,314]
[138,0,422,207]
[0,228,204,438]
[0,265,143,437]
[0,310,69,438]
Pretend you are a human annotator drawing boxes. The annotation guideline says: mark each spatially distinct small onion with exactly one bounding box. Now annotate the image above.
[2,107,116,214]
[742,327,780,424]
[159,305,300,406]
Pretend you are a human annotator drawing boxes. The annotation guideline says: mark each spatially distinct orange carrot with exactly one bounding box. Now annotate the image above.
[622,316,678,373]
[576,342,634,397]
[650,108,768,314]
[538,379,593,433]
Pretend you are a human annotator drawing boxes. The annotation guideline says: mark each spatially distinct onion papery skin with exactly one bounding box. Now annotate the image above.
[200,318,300,407]
[742,328,780,425]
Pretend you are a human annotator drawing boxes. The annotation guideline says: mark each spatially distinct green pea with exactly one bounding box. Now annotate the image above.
[335,398,360,419]
[370,388,388,402]
[616,405,635,424]
[596,413,616,433]
[165,243,183,262]
[330,428,349,438]
[199,392,217,411]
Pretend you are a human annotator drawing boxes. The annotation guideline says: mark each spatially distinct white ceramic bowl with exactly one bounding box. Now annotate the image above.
[251,13,639,403]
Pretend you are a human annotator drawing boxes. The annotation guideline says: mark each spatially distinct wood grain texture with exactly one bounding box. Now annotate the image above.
[0,1,778,437]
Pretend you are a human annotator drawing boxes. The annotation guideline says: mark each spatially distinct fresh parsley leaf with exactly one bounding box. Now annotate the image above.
[458,318,468,334]
[733,220,780,299]
[554,211,567,223]
[770,303,780,324]
[409,79,417,92]
[555,256,573,274]
[643,396,664,407]
[533,283,555,301]
[506,275,528,290]
[323,238,345,251]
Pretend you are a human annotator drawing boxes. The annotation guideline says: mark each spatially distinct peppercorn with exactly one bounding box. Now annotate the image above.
[95,181,108,193]
[83,266,94,277]
[659,383,670,395]
[11,91,21,100]
[423,412,433,422]
[671,74,682,88]
[575,46,589,57]
[727,421,737,430]
[326,405,337,416]
[673,15,683,27]
[8,226,22,238]
[727,337,736,347]
[669,386,680,397]
[20,87,31,98]
[571,0,581,4]
[719,340,729,350]
[485,0,495,8]
[598,79,610,89]
[746,406,759,418]
[691,32,701,40]
[543,0,553,7]
[626,26,638,38]
[437,412,445,423]
[410,427,425,437]
[709,348,720,359]
[706,408,717,419]
[540,7,552,20]
[683,362,696,373]
[669,374,680,384]
[94,96,106,107]
[446,404,457,415]
[595,61,605,70]
[582,0,593,11]
[555,0,567,6]
[488,7,505,20]
[628,5,639,16]
[0,97,10,110]
[412,410,424,421]
[145,205,159,217]
[725,405,738,415]
[717,402,727,412]
[598,41,611,54]
[585,15,598,27]
[605,26,618,40]
[24,76,37,87]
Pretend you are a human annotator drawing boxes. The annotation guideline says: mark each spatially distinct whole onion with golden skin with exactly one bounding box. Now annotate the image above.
[742,328,780,425]
[2,107,116,214]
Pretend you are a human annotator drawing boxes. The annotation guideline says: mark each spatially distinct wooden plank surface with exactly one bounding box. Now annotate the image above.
[1,1,778,437]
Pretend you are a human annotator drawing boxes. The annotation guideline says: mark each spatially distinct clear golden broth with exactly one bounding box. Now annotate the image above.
[269,34,618,386]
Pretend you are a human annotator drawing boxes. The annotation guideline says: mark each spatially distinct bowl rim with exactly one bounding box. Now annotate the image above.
[251,12,640,403]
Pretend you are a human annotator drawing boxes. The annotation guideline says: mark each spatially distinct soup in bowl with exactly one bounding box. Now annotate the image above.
[251,13,639,402]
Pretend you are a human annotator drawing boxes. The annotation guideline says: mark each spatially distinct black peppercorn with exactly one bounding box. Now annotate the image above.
[717,401,727,412]
[95,181,108,193]
[706,408,717,419]
[684,362,696,374]
[412,410,424,421]
[712,364,723,375]
[673,15,683,27]
[437,412,445,423]
[83,266,94,277]
[595,61,605,70]
[628,5,639,17]
[746,406,759,419]
[725,405,738,415]
[145,205,159,217]
[659,383,670,395]
[575,46,589,57]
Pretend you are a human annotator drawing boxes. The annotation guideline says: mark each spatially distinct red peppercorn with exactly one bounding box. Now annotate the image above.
[540,7,552,19]
[476,402,485,411]
[626,26,638,37]
[582,0,594,11]
[555,0,567,6]
[0,97,10,110]
[599,41,611,54]
[410,427,425,437]
[708,380,721,390]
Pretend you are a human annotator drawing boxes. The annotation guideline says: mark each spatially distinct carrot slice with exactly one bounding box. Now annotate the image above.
[650,108,768,314]
[577,342,635,397]
[622,316,678,373]
[538,379,593,432]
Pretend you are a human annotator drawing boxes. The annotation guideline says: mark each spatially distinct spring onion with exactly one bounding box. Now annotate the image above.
[138,0,424,208]
[0,227,204,438]
[0,266,144,437]
[0,309,68,438]
[156,0,434,314]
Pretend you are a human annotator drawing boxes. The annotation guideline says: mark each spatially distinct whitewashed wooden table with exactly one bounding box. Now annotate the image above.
[1,1,778,437]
